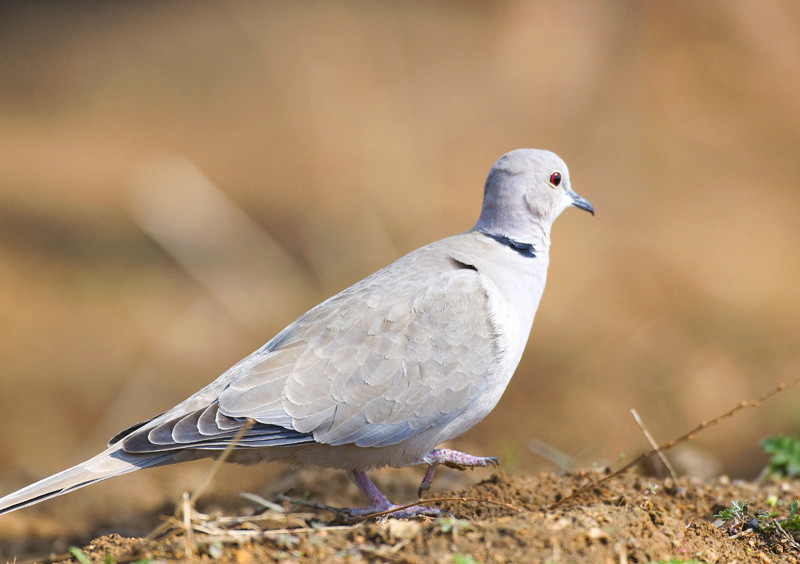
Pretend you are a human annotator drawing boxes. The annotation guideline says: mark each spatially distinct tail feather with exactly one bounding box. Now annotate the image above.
[0,446,176,515]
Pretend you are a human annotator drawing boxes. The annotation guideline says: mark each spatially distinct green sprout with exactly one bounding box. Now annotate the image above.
[760,436,800,478]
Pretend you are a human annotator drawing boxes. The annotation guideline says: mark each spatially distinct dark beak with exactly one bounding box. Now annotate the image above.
[568,190,594,215]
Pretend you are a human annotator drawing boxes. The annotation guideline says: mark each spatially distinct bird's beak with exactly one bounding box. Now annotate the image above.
[568,190,594,215]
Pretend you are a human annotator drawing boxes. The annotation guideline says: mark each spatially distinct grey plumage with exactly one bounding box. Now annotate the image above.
[0,148,593,518]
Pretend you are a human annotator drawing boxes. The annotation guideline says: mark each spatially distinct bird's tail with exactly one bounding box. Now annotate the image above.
[0,446,176,516]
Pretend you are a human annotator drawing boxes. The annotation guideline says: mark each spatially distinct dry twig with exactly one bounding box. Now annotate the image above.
[337,495,522,524]
[550,377,800,510]
[772,519,800,552]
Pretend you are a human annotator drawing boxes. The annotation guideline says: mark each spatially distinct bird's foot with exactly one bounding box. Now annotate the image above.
[423,448,499,471]
[418,448,499,496]
[342,468,444,523]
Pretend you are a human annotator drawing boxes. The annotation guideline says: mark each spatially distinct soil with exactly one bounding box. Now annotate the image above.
[5,467,800,564]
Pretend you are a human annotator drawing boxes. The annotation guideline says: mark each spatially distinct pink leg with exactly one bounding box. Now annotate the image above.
[340,468,442,522]
[418,449,499,497]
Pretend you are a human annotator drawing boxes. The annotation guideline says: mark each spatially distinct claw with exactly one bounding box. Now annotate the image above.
[423,448,499,470]
[417,449,499,497]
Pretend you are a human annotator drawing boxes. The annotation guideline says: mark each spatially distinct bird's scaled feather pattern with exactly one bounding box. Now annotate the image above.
[0,148,592,518]
[119,241,498,455]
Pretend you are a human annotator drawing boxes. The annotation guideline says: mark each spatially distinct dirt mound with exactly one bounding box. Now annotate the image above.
[10,469,800,563]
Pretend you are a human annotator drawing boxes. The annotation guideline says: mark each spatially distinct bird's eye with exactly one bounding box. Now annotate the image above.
[548,171,562,188]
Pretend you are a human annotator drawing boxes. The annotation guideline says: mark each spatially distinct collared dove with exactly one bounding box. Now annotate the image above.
[0,148,593,519]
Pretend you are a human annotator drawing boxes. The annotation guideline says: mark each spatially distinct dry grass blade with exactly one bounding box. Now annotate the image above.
[189,418,256,506]
[146,418,256,541]
[187,525,355,546]
[274,492,342,513]
[549,376,800,509]
[182,491,194,561]
[630,408,677,481]
[208,508,313,528]
[529,438,573,472]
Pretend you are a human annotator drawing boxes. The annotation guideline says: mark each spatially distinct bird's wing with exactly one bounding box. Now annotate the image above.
[120,241,501,452]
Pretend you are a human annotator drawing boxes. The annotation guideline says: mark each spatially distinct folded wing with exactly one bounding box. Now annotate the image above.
[119,246,500,453]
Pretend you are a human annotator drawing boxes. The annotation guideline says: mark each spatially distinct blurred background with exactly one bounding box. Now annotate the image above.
[1,0,800,556]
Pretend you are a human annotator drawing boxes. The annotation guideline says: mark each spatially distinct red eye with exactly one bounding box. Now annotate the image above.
[548,171,562,188]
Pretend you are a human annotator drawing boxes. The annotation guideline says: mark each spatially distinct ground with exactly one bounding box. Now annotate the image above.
[6,467,800,564]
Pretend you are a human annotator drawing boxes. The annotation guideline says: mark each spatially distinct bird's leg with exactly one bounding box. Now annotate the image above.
[418,448,499,496]
[337,468,442,522]
[347,468,393,511]
[418,464,438,498]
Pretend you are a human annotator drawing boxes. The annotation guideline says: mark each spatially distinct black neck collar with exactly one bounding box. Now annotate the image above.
[479,231,536,258]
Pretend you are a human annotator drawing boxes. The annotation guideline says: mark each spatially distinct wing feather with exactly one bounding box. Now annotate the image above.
[117,239,500,454]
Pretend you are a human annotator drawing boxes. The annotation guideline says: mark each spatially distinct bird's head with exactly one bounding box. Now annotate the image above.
[474,149,593,241]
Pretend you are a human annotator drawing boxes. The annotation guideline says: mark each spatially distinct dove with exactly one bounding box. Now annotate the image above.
[0,148,593,520]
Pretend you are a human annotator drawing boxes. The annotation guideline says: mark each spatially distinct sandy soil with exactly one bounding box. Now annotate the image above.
[5,467,800,563]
